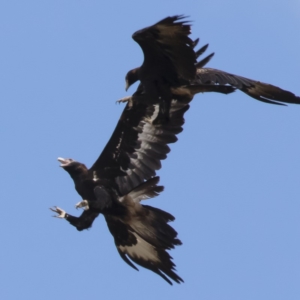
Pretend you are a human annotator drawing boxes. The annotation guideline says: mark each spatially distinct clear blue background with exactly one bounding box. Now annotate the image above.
[1,1,299,299]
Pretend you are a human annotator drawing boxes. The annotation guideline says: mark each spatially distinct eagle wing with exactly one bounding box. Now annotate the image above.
[89,96,191,195]
[195,67,300,105]
[133,15,197,82]
[104,177,183,285]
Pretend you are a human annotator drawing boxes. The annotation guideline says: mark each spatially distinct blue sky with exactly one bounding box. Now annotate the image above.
[1,1,300,299]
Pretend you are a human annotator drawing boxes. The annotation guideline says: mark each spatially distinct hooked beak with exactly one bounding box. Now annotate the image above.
[57,157,73,167]
[125,80,129,92]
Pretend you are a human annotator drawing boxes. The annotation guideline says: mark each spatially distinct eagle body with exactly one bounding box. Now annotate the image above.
[52,14,300,286]
[58,163,183,284]
[52,95,196,284]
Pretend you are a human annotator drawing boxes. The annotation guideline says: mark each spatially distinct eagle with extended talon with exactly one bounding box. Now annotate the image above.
[51,15,218,285]
[51,15,300,285]
[51,93,199,285]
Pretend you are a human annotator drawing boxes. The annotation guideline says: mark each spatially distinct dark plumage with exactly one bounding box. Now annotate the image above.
[51,93,197,284]
[125,15,198,122]
[126,15,197,90]
[52,15,300,285]
[194,65,300,105]
[126,16,300,106]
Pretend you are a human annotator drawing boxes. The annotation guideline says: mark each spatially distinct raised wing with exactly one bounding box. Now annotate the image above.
[133,15,197,82]
[89,96,191,196]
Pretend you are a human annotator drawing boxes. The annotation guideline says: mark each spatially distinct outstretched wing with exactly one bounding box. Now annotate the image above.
[89,96,191,195]
[133,15,197,82]
[195,67,300,105]
[189,39,300,105]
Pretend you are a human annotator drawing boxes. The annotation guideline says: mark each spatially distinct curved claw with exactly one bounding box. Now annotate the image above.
[116,96,131,104]
[50,206,66,218]
[75,200,89,210]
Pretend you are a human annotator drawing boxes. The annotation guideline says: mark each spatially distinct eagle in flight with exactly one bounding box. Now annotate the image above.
[51,15,300,285]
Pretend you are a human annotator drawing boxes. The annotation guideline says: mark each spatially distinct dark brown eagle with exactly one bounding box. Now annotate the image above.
[51,15,215,285]
[51,15,300,286]
[125,15,300,106]
[51,92,201,285]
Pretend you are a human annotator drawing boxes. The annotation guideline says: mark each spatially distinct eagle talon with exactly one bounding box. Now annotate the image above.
[50,206,66,218]
[75,200,89,210]
[116,96,131,104]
